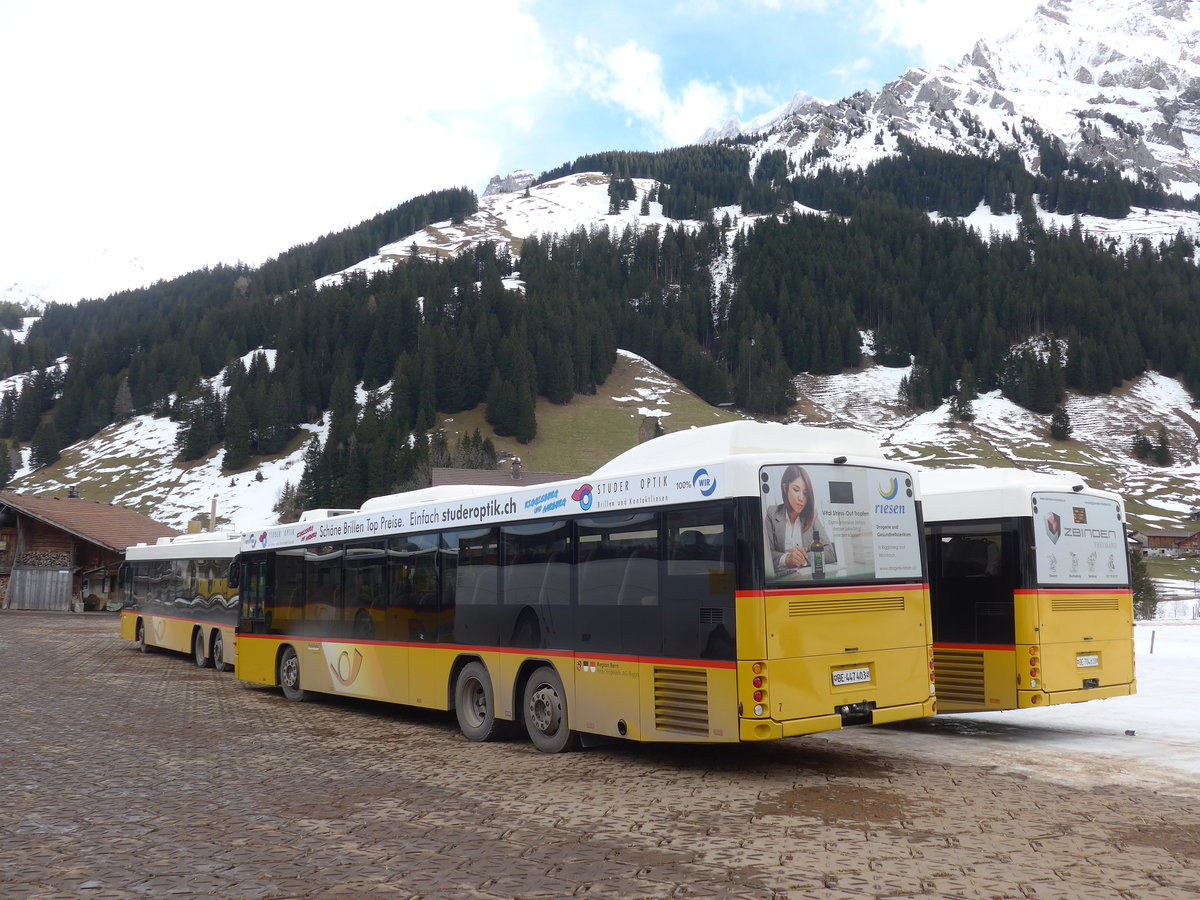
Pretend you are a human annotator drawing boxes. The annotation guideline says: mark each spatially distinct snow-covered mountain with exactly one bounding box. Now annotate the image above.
[710,0,1200,199]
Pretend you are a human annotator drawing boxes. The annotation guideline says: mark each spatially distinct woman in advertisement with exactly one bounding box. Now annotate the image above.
[764,465,837,578]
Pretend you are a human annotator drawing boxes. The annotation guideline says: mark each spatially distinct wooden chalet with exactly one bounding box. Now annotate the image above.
[1128,528,1195,557]
[0,492,178,612]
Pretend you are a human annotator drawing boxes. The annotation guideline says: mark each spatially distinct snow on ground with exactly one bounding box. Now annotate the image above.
[611,349,702,418]
[316,173,701,289]
[30,411,326,533]
[827,620,1200,792]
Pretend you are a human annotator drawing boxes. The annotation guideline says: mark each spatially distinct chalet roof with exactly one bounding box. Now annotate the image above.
[431,467,581,489]
[1131,529,1193,539]
[0,492,179,553]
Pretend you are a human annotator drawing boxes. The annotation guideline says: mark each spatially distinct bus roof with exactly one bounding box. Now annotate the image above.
[359,484,495,513]
[592,421,883,477]
[920,467,1124,522]
[126,531,242,560]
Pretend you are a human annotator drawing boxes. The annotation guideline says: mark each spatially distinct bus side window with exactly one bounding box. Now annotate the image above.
[662,505,736,660]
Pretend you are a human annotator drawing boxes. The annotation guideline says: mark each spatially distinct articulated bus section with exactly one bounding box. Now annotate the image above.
[923,469,1135,713]
[118,533,241,670]
[232,422,937,751]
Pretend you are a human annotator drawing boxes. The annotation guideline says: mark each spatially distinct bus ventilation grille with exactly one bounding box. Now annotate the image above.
[788,596,905,617]
[932,649,986,705]
[1050,597,1120,612]
[699,607,724,624]
[653,666,710,735]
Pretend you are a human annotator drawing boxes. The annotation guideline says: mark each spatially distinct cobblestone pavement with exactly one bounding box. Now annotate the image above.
[2,611,1197,900]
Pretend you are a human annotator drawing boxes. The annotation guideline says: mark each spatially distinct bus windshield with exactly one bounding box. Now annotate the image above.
[760,463,923,585]
[1031,491,1129,586]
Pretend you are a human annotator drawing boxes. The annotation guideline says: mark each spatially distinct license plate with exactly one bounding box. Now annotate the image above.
[832,666,871,686]
[1076,654,1099,668]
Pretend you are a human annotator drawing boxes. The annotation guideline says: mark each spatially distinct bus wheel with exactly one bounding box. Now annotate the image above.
[455,661,504,742]
[193,629,210,668]
[136,620,150,653]
[211,631,230,672]
[523,666,580,753]
[278,647,307,702]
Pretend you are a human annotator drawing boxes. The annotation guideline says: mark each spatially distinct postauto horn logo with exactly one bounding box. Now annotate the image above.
[572,483,594,510]
[693,468,717,497]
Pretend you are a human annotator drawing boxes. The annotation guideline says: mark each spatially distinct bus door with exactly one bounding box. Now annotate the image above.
[235,553,277,685]
[927,521,1020,711]
[573,512,658,741]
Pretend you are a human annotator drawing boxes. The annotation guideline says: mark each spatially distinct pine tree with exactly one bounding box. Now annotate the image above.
[223,395,252,471]
[1050,404,1071,440]
[0,439,12,489]
[1129,548,1158,620]
[1153,425,1172,466]
[30,420,60,469]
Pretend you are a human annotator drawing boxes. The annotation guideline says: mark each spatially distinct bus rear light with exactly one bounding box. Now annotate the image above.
[1030,693,1041,703]
[752,662,764,675]
[753,690,765,703]
[753,676,764,688]
[1029,668,1039,678]
[1029,647,1038,656]
[753,704,765,716]
[1029,656,1039,666]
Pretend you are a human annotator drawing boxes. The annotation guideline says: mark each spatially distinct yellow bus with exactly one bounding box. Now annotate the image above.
[921,468,1135,712]
[119,532,242,671]
[233,421,937,751]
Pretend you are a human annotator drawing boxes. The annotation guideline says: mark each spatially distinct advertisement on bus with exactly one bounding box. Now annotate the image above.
[1032,491,1129,586]
[760,464,923,585]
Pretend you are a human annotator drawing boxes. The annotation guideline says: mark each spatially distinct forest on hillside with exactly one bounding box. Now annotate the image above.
[4,138,1200,509]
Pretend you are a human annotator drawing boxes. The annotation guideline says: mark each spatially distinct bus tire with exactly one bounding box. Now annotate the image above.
[193,629,210,668]
[136,620,150,653]
[522,665,580,753]
[278,646,308,702]
[455,661,504,742]
[212,630,230,672]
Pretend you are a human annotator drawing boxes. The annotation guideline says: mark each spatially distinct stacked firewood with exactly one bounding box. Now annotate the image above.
[16,551,73,568]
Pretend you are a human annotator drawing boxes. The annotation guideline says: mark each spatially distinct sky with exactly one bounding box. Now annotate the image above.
[0,0,1038,303]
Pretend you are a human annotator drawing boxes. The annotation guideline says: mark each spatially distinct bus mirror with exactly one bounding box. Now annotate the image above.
[227,560,240,589]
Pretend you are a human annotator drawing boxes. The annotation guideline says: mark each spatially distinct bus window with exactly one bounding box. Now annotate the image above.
[662,504,736,660]
[501,520,571,649]
[304,545,344,637]
[344,542,387,640]
[576,512,659,656]
[447,527,500,645]
[389,533,440,642]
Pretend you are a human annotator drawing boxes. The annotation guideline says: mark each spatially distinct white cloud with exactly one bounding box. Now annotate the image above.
[569,38,760,145]
[0,0,555,290]
[864,0,1040,66]
[828,56,874,82]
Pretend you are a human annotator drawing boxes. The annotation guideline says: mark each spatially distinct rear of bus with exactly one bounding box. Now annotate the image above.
[1022,488,1135,706]
[739,456,936,740]
[923,471,1135,711]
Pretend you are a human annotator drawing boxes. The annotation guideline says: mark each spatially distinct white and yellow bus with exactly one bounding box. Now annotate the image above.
[921,468,1135,712]
[119,532,242,670]
[233,421,937,751]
